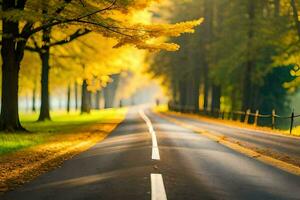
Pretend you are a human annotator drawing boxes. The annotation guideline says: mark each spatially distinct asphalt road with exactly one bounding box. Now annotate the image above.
[2,108,300,200]
[161,112,300,160]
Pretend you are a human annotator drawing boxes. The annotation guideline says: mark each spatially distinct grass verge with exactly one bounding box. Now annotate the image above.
[0,108,127,193]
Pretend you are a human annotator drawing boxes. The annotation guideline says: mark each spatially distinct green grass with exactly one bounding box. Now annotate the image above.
[284,126,300,136]
[0,108,127,155]
[0,133,47,155]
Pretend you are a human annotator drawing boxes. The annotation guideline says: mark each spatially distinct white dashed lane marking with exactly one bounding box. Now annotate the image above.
[139,110,168,200]
[139,110,160,160]
[151,173,168,200]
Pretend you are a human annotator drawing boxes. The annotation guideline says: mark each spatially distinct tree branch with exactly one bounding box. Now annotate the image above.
[76,19,133,37]
[27,0,117,36]
[24,36,42,53]
[16,0,26,10]
[78,0,86,7]
[20,22,34,39]
[24,46,40,52]
[54,0,72,15]
[49,28,91,47]
[31,36,41,49]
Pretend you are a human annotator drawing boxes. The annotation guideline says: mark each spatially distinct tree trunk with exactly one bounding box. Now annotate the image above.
[231,88,237,110]
[242,0,256,112]
[185,77,197,113]
[193,68,201,113]
[0,59,22,131]
[32,86,36,112]
[103,74,120,108]
[202,0,214,112]
[74,81,78,110]
[186,79,193,111]
[242,69,253,111]
[290,0,300,40]
[179,80,187,112]
[0,18,25,131]
[274,0,280,17]
[211,85,221,112]
[81,79,91,113]
[203,66,209,111]
[95,90,101,109]
[38,28,51,121]
[66,84,71,113]
[171,79,178,104]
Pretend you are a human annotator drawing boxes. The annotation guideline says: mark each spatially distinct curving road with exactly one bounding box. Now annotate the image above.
[2,108,300,200]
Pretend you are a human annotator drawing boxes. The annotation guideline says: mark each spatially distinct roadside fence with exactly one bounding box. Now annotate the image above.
[168,104,300,134]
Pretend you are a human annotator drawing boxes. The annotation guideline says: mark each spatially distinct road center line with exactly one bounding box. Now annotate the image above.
[139,110,160,160]
[151,173,168,200]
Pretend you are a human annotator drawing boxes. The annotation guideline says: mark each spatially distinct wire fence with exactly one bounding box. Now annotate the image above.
[168,104,300,134]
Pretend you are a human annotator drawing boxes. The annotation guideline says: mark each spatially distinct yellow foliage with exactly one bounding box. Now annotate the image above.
[12,0,202,96]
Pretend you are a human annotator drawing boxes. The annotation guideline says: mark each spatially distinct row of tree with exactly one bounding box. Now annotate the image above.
[0,0,202,132]
[149,0,300,120]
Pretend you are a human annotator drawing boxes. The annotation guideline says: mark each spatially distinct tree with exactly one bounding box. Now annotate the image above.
[0,0,202,131]
[290,0,300,39]
[19,52,40,113]
[81,79,91,113]
[66,84,71,113]
[26,27,90,121]
[103,74,120,108]
[149,0,298,120]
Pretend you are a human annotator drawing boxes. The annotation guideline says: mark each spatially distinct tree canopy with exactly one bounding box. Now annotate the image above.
[0,0,202,131]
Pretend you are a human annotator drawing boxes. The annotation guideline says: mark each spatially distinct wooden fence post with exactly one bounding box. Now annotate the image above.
[254,110,259,126]
[272,109,276,129]
[290,110,295,135]
[244,109,250,124]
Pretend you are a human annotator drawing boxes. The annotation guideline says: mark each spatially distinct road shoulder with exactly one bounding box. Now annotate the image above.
[156,106,300,139]
[155,111,300,176]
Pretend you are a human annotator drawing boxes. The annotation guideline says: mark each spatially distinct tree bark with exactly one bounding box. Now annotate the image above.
[202,0,214,112]
[203,65,209,111]
[0,15,25,131]
[81,79,91,113]
[186,78,194,111]
[290,0,300,40]
[66,84,71,113]
[242,0,256,112]
[171,79,178,104]
[211,85,221,112]
[193,68,201,113]
[95,90,101,110]
[274,0,280,17]
[231,89,238,120]
[32,86,36,112]
[74,81,78,110]
[103,74,120,108]
[38,28,51,121]
[179,80,187,112]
